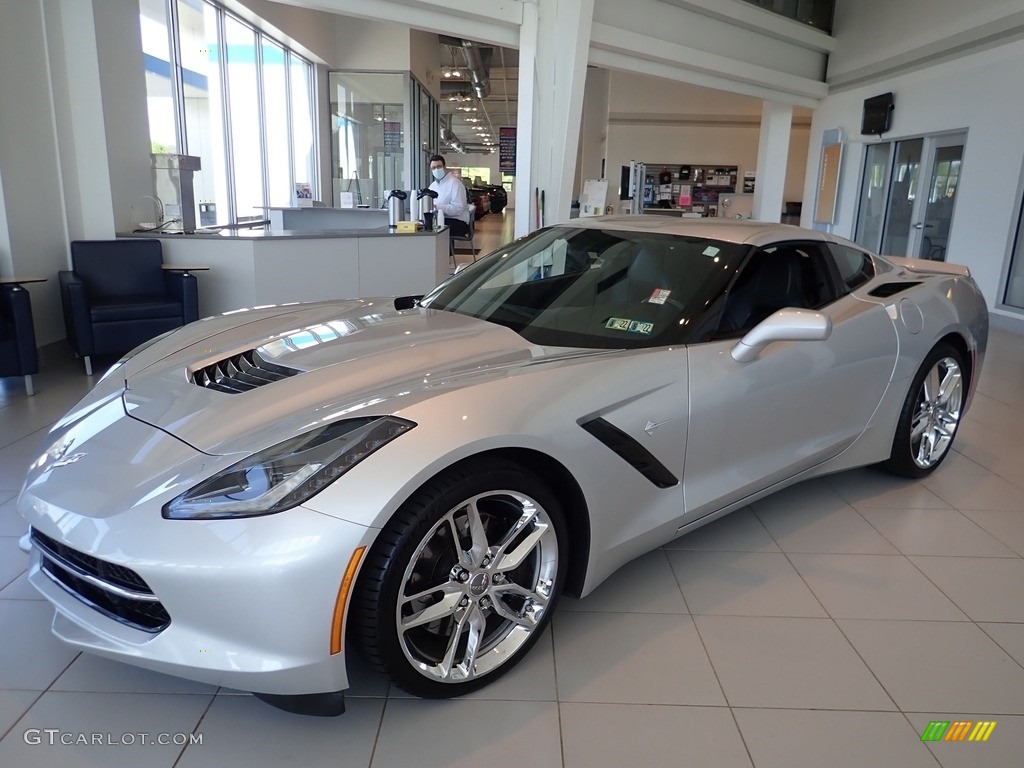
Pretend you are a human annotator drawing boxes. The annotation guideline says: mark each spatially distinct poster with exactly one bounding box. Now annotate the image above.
[383,121,402,151]
[579,179,608,216]
[743,171,756,194]
[815,143,843,224]
[499,127,516,174]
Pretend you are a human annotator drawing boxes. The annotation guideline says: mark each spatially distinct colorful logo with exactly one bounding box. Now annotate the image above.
[920,720,997,742]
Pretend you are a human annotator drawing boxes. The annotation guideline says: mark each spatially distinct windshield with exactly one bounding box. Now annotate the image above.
[421,226,748,348]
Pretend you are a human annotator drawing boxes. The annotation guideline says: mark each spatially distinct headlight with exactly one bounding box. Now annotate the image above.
[162,416,415,520]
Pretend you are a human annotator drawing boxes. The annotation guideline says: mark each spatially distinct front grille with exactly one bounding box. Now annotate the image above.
[31,528,170,633]
[190,348,299,394]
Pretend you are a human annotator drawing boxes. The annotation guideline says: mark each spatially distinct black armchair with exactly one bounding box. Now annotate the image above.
[0,284,39,396]
[60,239,198,375]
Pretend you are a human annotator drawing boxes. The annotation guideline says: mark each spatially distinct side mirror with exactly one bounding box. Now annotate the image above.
[731,308,832,363]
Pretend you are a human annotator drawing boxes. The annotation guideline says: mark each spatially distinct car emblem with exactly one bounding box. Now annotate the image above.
[469,573,489,596]
[52,452,86,468]
[644,419,671,436]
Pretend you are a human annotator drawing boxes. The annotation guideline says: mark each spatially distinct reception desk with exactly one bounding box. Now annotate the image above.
[133,227,450,317]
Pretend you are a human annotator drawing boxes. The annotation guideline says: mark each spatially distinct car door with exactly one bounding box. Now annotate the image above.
[682,241,898,520]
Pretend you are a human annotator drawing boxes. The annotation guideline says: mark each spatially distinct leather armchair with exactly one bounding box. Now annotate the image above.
[60,239,198,375]
[0,284,39,395]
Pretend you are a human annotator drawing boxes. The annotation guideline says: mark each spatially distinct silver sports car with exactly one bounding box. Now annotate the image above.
[17,217,988,715]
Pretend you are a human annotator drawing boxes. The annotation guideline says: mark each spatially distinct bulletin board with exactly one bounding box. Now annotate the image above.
[814,143,843,224]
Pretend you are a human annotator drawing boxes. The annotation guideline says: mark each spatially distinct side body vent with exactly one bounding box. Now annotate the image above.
[580,417,679,489]
[190,348,299,393]
[868,281,922,298]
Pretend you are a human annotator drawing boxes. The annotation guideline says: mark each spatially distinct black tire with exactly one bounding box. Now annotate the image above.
[354,458,567,698]
[882,342,966,478]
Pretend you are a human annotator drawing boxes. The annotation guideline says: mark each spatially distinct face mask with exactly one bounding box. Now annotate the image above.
[431,168,445,181]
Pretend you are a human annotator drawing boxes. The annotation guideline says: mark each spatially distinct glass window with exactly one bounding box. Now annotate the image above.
[139,0,178,153]
[1004,196,1024,309]
[829,244,875,293]
[290,53,316,199]
[225,16,264,223]
[142,0,318,227]
[737,0,833,32]
[422,228,746,349]
[261,39,290,207]
[178,0,228,227]
[330,71,407,209]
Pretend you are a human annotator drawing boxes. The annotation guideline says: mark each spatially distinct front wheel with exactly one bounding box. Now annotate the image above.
[354,459,566,698]
[882,343,966,477]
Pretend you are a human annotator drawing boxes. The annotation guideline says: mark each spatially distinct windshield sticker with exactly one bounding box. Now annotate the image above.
[606,317,654,335]
[647,289,672,305]
[703,246,721,257]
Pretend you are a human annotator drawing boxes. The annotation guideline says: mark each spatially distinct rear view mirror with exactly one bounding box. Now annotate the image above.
[731,308,832,362]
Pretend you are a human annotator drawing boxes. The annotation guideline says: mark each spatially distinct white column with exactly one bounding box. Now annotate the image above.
[513,0,538,237]
[0,0,71,343]
[515,0,594,236]
[574,68,610,204]
[752,101,793,223]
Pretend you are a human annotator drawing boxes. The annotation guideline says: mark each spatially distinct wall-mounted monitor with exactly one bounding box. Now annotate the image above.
[861,92,894,136]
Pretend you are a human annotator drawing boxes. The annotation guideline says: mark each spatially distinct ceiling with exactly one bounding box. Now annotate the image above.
[438,39,519,156]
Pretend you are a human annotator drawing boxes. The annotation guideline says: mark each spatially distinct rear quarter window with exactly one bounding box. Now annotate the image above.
[830,244,876,293]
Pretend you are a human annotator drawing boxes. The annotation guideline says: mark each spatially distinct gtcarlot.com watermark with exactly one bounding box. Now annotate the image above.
[23,729,202,747]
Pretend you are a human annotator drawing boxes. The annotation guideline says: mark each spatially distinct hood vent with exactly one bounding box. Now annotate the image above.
[190,348,300,394]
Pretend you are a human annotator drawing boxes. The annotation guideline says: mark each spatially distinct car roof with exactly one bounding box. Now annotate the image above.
[561,215,856,251]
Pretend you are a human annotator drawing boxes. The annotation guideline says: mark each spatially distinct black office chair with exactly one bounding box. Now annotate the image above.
[449,215,477,263]
[0,284,39,395]
[60,239,198,375]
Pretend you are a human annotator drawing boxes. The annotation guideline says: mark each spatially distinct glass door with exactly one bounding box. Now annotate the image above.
[915,136,964,261]
[856,132,966,261]
[879,139,922,257]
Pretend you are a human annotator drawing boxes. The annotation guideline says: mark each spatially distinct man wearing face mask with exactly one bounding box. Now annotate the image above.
[428,154,472,237]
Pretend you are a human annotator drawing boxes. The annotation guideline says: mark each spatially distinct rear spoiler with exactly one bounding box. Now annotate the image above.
[883,256,971,278]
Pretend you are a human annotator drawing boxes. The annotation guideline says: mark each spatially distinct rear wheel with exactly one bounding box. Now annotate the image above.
[355,459,566,698]
[882,343,966,477]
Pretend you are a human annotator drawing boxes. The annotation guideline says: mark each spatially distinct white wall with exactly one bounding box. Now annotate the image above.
[829,0,1024,84]
[575,67,610,195]
[803,39,1024,309]
[333,16,413,70]
[409,29,442,101]
[232,0,340,65]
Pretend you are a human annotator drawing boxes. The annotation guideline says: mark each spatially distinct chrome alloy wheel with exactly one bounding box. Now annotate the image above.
[910,355,963,469]
[396,490,559,684]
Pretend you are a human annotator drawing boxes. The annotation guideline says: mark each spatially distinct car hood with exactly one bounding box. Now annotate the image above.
[121,299,594,456]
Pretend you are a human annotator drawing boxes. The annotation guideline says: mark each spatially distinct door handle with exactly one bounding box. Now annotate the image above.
[913,223,934,230]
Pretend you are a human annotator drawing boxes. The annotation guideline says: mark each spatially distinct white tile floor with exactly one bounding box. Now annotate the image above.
[2,244,1023,766]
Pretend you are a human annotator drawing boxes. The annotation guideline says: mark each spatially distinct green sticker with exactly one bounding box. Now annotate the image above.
[606,317,654,335]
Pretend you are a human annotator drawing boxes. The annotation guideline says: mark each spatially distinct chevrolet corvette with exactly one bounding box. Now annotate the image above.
[17,217,988,715]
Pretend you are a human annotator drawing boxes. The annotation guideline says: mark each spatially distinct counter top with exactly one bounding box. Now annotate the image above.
[121,226,448,240]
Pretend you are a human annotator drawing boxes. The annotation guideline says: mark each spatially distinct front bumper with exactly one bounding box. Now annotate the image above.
[22,504,374,695]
